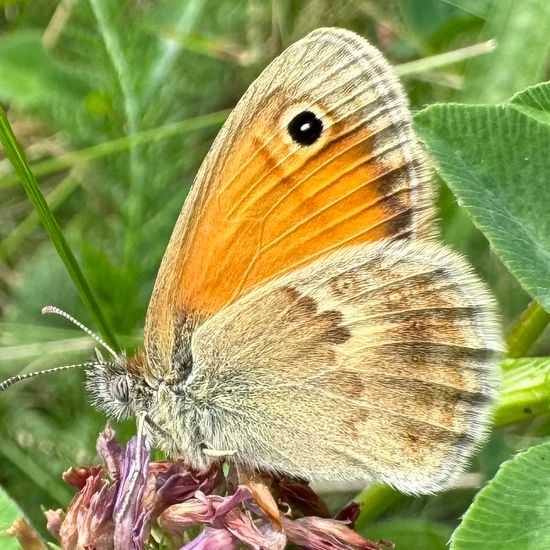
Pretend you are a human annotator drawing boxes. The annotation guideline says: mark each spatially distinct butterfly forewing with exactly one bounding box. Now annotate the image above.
[145,28,433,368]
[190,240,501,493]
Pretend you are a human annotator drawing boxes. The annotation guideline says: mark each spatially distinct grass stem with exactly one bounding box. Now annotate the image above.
[0,106,119,352]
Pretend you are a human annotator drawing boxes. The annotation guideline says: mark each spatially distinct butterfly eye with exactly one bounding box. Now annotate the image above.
[110,375,130,403]
[287,111,323,145]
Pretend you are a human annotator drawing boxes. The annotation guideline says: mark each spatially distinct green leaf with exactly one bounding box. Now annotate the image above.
[414,97,550,313]
[451,442,550,549]
[496,356,550,426]
[511,81,550,126]
[364,518,452,550]
[0,486,27,550]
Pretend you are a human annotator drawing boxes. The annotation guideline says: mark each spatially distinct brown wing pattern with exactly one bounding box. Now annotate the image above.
[145,28,433,362]
[190,240,501,492]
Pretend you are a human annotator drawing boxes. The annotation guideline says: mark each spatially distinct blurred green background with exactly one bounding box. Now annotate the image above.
[0,1,549,547]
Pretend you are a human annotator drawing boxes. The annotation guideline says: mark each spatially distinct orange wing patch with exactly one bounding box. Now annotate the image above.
[145,28,433,360]
[178,120,420,315]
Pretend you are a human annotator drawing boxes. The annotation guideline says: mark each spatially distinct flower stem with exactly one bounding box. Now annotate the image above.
[505,301,550,357]
[395,40,495,77]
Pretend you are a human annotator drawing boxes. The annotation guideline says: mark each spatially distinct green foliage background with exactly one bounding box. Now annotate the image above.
[0,1,549,548]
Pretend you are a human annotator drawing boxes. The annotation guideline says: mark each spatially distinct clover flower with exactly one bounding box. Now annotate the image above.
[45,427,387,550]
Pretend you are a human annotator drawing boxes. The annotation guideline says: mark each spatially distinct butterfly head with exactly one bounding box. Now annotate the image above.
[84,345,210,467]
[85,357,136,422]
[84,352,159,432]
[84,350,163,427]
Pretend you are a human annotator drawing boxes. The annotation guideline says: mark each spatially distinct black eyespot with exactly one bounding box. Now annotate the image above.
[287,111,323,145]
[110,375,130,403]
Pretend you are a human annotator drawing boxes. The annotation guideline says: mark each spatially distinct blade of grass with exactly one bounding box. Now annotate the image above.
[0,109,229,189]
[0,337,95,363]
[148,26,258,66]
[0,442,73,506]
[0,333,141,363]
[395,40,495,77]
[89,0,143,267]
[144,0,206,98]
[0,106,119,352]
[42,0,77,49]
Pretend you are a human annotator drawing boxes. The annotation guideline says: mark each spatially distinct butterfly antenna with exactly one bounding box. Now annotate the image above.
[42,305,119,361]
[0,362,95,393]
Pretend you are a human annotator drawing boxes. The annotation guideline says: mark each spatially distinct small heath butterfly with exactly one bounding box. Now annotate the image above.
[2,28,501,494]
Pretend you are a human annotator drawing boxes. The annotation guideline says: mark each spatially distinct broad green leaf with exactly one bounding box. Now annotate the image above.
[364,518,452,550]
[462,0,550,102]
[511,81,550,126]
[451,442,550,549]
[0,486,27,550]
[414,101,550,312]
[496,357,550,426]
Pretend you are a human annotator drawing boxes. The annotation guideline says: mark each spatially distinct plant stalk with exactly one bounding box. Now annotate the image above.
[0,106,119,352]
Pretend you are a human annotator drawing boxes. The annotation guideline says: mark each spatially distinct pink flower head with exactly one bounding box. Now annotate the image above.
[46,427,220,549]
[45,427,386,550]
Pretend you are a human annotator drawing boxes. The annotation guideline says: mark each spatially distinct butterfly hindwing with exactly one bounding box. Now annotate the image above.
[189,239,501,492]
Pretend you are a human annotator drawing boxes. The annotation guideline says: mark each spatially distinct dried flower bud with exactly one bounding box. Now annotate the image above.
[113,434,151,549]
[159,486,252,531]
[58,468,115,550]
[282,516,384,550]
[44,509,64,539]
[335,502,361,528]
[62,466,103,490]
[7,518,47,550]
[97,425,124,480]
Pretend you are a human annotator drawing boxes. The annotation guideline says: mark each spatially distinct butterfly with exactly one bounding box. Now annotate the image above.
[4,27,502,495]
